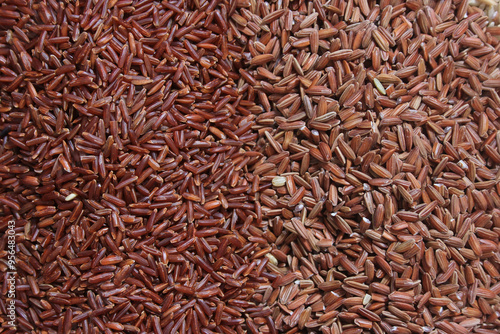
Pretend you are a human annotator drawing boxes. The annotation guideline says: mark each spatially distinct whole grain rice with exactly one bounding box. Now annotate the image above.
[1,0,500,333]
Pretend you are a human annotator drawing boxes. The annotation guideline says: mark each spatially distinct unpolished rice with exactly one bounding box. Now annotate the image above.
[1,0,500,333]
[0,0,277,333]
[232,0,500,332]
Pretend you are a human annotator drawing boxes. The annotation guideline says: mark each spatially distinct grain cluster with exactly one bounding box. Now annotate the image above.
[233,0,500,333]
[0,0,276,333]
[0,0,500,333]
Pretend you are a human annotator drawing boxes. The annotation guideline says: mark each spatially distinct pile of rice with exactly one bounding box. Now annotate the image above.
[470,0,500,25]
